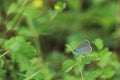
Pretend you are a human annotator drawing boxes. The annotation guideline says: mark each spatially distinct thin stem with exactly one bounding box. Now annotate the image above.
[7,0,25,20]
[0,0,28,48]
[49,11,58,23]
[114,0,120,51]
[78,56,85,80]
[26,17,43,61]
[116,0,120,29]
[44,11,58,27]
[24,70,41,80]
[0,51,9,58]
[10,0,28,30]
[80,70,85,80]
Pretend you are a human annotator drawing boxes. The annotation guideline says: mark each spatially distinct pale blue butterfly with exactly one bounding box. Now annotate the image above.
[74,40,92,55]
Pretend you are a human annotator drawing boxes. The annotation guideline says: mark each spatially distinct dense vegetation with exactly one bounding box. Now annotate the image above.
[0,0,120,80]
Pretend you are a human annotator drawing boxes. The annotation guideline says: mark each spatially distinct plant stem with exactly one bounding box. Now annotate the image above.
[114,0,120,52]
[10,0,28,30]
[0,51,9,58]
[80,70,85,80]
[24,70,41,80]
[26,17,43,61]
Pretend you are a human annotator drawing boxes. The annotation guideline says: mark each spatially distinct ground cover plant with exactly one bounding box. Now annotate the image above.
[0,0,120,80]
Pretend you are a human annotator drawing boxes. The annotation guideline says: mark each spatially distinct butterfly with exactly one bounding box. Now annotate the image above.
[73,40,92,55]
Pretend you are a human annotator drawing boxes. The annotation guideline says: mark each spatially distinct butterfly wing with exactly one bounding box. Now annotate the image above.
[74,40,92,55]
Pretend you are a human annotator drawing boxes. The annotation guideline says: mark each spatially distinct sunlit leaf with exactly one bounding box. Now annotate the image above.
[93,38,104,50]
[85,70,102,80]
[101,67,115,79]
[62,59,76,72]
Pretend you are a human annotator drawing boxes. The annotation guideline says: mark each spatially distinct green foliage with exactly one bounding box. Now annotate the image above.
[84,70,102,80]
[3,37,35,62]
[25,66,53,80]
[0,0,119,80]
[62,39,120,80]
[93,38,104,50]
[62,59,76,72]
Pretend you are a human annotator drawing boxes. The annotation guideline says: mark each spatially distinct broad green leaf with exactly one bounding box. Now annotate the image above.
[4,36,35,62]
[75,52,99,65]
[7,3,16,15]
[82,53,99,64]
[93,38,104,50]
[85,70,102,80]
[98,48,112,68]
[62,59,76,72]
[101,67,115,79]
[98,48,111,58]
[65,44,74,53]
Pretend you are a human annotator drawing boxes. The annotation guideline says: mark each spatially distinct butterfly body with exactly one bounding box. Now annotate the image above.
[74,40,92,55]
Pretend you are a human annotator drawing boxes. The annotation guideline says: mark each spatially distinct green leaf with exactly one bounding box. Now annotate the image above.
[62,59,76,72]
[65,40,80,54]
[98,48,111,58]
[98,48,112,68]
[75,52,99,65]
[4,36,35,62]
[85,70,102,80]
[65,44,74,53]
[7,3,16,15]
[83,53,99,64]
[101,67,115,79]
[93,38,104,50]
[25,66,53,80]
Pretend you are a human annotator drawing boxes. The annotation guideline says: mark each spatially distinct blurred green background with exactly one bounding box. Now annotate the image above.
[0,0,120,80]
